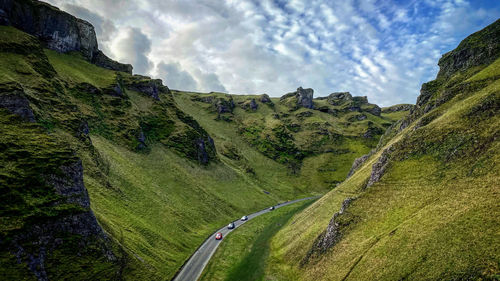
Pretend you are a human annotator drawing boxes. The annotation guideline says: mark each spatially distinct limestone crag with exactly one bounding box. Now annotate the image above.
[366,145,394,188]
[11,160,115,280]
[0,0,132,73]
[437,19,500,79]
[280,87,314,109]
[301,197,356,265]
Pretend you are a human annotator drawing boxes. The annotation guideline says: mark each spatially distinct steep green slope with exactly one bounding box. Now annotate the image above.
[0,25,316,280]
[265,19,500,281]
[173,90,408,191]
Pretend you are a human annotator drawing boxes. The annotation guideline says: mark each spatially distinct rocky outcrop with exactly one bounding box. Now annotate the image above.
[240,98,258,111]
[0,83,35,122]
[280,87,314,109]
[196,136,215,165]
[125,75,167,101]
[302,197,356,265]
[437,19,500,79]
[326,92,352,105]
[216,97,235,114]
[0,0,132,73]
[259,94,272,103]
[92,50,133,74]
[366,145,394,188]
[297,87,314,109]
[11,160,115,280]
[382,104,415,113]
[347,153,370,178]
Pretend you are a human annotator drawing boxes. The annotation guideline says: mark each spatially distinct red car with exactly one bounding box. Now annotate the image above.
[215,232,223,240]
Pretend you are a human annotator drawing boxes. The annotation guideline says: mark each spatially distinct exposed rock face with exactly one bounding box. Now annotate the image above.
[437,18,500,79]
[327,92,352,105]
[302,197,356,265]
[0,0,132,73]
[196,136,215,165]
[126,76,166,101]
[297,87,314,109]
[249,99,258,110]
[347,153,370,178]
[382,104,415,113]
[216,97,235,114]
[366,145,394,188]
[240,98,258,111]
[259,94,272,103]
[13,160,114,280]
[92,50,133,74]
[280,87,314,109]
[0,83,35,122]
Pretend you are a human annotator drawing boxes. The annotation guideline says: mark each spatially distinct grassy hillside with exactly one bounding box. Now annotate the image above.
[263,19,500,281]
[0,25,322,280]
[173,90,407,191]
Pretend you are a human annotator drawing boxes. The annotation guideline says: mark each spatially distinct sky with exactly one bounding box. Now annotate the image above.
[46,0,500,106]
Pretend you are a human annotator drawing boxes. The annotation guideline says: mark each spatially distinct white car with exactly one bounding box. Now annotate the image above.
[241,215,248,221]
[228,222,235,229]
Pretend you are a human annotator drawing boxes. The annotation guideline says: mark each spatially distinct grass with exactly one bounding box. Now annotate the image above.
[263,28,500,280]
[45,49,117,88]
[173,90,396,191]
[201,199,315,281]
[0,26,322,280]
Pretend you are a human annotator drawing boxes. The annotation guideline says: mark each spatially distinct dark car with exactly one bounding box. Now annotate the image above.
[215,232,223,240]
[228,222,235,229]
[269,206,275,211]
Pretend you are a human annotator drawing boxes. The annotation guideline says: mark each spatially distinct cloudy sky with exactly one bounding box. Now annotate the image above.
[47,0,499,106]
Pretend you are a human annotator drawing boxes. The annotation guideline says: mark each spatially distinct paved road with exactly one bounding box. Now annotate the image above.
[172,196,317,281]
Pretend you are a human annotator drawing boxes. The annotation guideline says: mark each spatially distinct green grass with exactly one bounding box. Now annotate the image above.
[45,49,117,88]
[264,36,500,280]
[201,200,315,281]
[173,90,392,191]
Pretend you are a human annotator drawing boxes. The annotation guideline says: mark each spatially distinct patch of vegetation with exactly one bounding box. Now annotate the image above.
[201,200,314,281]
[264,20,500,281]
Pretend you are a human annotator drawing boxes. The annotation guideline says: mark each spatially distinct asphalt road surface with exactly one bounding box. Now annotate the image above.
[172,196,318,281]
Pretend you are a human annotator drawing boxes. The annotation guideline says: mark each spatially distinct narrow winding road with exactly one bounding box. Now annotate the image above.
[172,196,317,281]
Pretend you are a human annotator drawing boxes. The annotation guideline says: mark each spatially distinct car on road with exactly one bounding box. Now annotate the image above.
[269,206,275,211]
[228,222,235,229]
[241,215,248,221]
[215,232,223,240]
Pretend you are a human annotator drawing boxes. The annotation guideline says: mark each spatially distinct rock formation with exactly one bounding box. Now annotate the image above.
[301,197,356,265]
[280,87,314,109]
[366,145,394,188]
[0,0,132,73]
[0,82,35,122]
[346,153,370,178]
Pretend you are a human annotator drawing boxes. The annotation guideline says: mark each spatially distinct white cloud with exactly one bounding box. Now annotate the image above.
[45,0,500,106]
